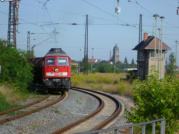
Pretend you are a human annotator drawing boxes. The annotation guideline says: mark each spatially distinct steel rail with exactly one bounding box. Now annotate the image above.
[0,92,66,125]
[0,95,50,116]
[52,87,105,134]
[74,87,122,130]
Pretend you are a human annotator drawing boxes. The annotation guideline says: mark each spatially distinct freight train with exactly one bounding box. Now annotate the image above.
[31,48,71,91]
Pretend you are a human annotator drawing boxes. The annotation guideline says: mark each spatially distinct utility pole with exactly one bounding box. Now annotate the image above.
[31,45,35,58]
[7,0,20,48]
[92,48,94,59]
[158,28,161,78]
[176,40,179,67]
[84,14,88,75]
[91,48,94,73]
[27,31,30,58]
[139,14,142,43]
[159,16,164,79]
[153,14,159,58]
[153,14,159,72]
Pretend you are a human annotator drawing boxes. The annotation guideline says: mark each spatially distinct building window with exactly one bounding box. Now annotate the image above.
[150,51,154,57]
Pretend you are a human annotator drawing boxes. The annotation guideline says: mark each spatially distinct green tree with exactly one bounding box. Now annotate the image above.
[126,75,179,134]
[166,53,176,78]
[124,57,128,64]
[131,58,135,65]
[0,40,33,92]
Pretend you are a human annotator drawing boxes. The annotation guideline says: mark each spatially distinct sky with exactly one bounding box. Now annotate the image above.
[0,0,179,64]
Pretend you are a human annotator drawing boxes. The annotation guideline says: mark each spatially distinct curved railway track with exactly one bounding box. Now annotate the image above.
[52,87,122,134]
[0,92,66,125]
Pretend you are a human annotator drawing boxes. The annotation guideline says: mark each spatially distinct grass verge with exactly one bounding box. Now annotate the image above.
[71,73,134,97]
[0,83,33,112]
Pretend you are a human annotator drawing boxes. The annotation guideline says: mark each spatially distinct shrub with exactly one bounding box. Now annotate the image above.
[0,40,33,92]
[126,75,179,134]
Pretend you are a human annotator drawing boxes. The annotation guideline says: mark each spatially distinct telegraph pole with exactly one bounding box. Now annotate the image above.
[153,14,159,58]
[158,28,161,78]
[153,14,159,72]
[176,40,179,67]
[159,16,164,79]
[139,14,142,43]
[27,31,31,58]
[84,14,88,75]
[92,48,94,59]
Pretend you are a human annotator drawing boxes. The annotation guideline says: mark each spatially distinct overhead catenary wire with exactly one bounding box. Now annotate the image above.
[79,0,128,24]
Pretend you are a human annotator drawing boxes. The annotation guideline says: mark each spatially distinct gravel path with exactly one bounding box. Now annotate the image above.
[0,90,99,134]
[64,90,116,134]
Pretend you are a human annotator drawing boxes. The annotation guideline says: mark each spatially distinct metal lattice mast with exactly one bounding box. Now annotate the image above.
[7,0,19,48]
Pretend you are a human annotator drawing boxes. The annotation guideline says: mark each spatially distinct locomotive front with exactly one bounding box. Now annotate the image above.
[43,48,71,90]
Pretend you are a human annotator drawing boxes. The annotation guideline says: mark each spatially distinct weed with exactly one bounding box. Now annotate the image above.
[32,123,39,130]
[54,109,61,114]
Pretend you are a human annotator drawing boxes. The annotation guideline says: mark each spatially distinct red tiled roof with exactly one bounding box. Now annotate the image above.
[88,59,98,63]
[133,36,171,51]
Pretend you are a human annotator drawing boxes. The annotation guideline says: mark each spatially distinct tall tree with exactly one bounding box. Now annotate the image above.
[124,57,128,64]
[131,58,135,65]
[166,53,176,78]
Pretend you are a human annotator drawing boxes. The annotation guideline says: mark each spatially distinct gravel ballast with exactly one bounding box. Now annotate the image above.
[0,90,99,134]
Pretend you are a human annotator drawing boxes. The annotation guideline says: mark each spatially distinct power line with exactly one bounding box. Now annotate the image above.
[80,0,128,24]
[134,0,154,14]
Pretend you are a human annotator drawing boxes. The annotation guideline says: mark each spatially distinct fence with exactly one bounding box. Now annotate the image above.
[76,118,165,134]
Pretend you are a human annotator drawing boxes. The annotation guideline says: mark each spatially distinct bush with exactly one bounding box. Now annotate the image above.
[126,75,179,134]
[0,40,33,92]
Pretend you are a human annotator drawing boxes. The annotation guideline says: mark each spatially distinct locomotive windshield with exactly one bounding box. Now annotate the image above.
[46,58,55,66]
[58,58,68,66]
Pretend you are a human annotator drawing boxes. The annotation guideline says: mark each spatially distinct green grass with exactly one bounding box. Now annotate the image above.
[0,95,14,112]
[176,73,179,80]
[71,73,134,97]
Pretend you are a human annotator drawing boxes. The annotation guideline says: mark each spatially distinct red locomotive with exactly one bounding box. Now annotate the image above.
[31,48,71,91]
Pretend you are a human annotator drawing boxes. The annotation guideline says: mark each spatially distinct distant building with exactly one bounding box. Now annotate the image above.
[88,59,99,63]
[133,33,170,80]
[110,44,119,64]
[176,67,179,72]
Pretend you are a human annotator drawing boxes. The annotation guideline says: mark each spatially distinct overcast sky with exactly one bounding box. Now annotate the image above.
[0,0,179,64]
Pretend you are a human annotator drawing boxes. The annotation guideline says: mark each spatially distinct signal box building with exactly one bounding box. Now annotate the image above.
[133,33,170,80]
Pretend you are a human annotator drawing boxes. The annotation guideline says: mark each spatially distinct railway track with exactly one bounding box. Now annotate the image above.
[0,92,66,125]
[52,87,122,134]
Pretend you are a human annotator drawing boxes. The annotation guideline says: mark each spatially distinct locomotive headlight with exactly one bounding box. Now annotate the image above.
[55,68,59,72]
[46,72,55,76]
